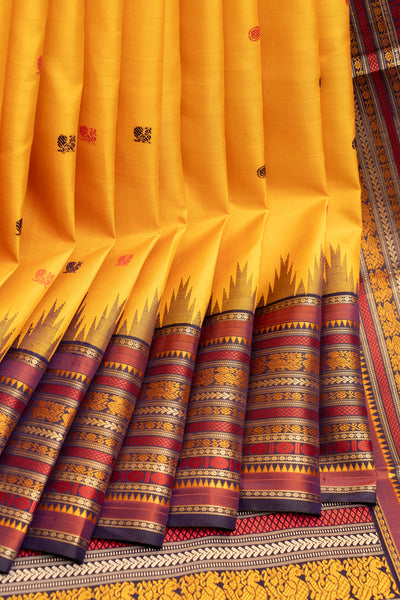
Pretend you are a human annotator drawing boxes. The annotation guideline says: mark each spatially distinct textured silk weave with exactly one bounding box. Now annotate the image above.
[0,0,377,578]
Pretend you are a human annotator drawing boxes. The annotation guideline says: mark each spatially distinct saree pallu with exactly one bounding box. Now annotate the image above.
[0,0,375,574]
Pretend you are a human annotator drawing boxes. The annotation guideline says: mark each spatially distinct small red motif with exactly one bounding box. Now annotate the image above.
[116,254,133,266]
[79,126,97,144]
[346,0,349,5]
[248,26,260,41]
[32,269,55,288]
[36,56,42,74]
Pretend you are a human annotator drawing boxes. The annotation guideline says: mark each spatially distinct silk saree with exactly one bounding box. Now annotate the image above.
[0,0,377,584]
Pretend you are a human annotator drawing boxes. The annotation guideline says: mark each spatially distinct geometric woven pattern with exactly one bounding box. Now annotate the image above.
[22,332,150,562]
[240,294,322,514]
[169,309,253,529]
[1,507,399,600]
[0,339,102,573]
[93,324,200,548]
[2,2,400,598]
[320,290,376,501]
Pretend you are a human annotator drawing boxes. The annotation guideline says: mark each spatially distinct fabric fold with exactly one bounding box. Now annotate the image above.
[0,0,377,573]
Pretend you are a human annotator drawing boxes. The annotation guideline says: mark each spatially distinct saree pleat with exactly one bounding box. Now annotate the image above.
[318,1,375,501]
[21,0,184,562]
[0,1,49,283]
[0,0,87,462]
[167,0,266,528]
[0,0,166,569]
[0,0,377,573]
[240,2,326,514]
[94,0,231,546]
[0,0,83,365]
[0,0,122,459]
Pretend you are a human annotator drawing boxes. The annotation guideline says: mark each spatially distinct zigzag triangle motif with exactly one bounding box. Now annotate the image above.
[257,322,319,335]
[0,517,28,533]
[202,337,251,348]
[41,503,98,522]
[48,369,90,384]
[242,463,319,476]
[203,337,251,347]
[323,320,359,329]
[0,377,32,394]
[113,492,170,505]
[103,362,141,377]
[321,462,375,473]
[174,479,239,491]
[152,350,195,361]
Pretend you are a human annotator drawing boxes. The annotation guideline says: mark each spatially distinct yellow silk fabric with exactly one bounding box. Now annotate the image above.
[0,0,359,358]
[0,1,367,571]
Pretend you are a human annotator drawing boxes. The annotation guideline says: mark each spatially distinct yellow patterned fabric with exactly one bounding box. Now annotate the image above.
[1,557,399,600]
[0,0,375,574]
